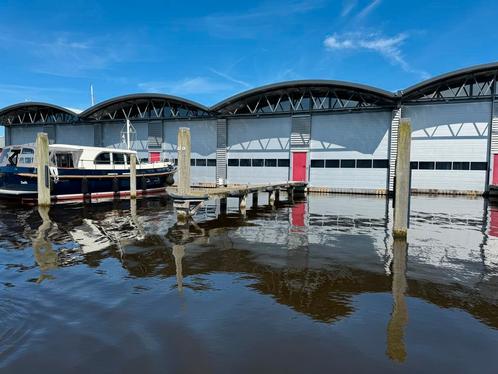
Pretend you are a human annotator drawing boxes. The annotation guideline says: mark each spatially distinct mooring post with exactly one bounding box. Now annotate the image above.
[252,192,258,208]
[177,127,191,195]
[219,197,227,215]
[130,153,137,199]
[35,133,50,206]
[393,119,412,238]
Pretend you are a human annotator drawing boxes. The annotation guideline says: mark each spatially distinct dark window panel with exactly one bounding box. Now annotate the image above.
[196,159,206,166]
[452,161,470,170]
[410,161,418,170]
[310,159,325,168]
[228,159,239,167]
[240,159,251,167]
[357,159,372,168]
[174,158,178,165]
[470,162,487,170]
[372,159,389,168]
[419,161,435,170]
[265,159,277,167]
[278,159,290,167]
[207,159,216,167]
[252,159,264,167]
[325,159,339,168]
[340,159,355,168]
[436,161,452,170]
[95,152,111,165]
[190,159,195,166]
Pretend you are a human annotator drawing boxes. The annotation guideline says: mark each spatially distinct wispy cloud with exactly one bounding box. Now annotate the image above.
[341,0,358,17]
[138,77,233,96]
[209,68,251,88]
[356,0,381,18]
[324,32,429,78]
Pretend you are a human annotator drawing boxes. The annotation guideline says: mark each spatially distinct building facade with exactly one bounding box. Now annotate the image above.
[1,63,497,194]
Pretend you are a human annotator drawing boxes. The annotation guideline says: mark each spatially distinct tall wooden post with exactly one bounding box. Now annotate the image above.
[130,153,137,199]
[177,127,191,195]
[35,133,50,206]
[393,119,411,238]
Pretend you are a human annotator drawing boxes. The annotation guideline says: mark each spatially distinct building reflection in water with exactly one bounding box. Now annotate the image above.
[32,206,58,283]
[386,238,408,363]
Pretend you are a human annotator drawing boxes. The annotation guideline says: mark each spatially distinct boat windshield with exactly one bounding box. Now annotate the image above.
[0,148,10,166]
[17,148,35,166]
[0,148,22,167]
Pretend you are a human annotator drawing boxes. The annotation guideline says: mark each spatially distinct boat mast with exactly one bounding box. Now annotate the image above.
[126,119,131,150]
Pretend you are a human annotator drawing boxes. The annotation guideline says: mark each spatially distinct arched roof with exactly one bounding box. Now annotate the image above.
[0,102,78,126]
[79,93,210,121]
[211,80,396,115]
[401,62,498,101]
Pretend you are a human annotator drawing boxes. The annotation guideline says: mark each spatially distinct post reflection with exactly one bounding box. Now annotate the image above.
[32,206,58,283]
[172,244,185,292]
[386,238,409,363]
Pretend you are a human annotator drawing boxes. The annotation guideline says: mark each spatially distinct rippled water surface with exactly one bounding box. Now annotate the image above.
[1,194,498,373]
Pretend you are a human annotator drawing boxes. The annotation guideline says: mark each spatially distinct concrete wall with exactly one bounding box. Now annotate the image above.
[309,111,391,190]
[227,117,291,184]
[404,101,491,192]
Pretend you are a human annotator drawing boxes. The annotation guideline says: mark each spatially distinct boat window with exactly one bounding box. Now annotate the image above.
[113,153,126,165]
[95,152,111,165]
[55,153,74,168]
[18,148,35,166]
[0,148,11,166]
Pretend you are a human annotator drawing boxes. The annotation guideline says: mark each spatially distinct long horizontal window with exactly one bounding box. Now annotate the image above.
[227,158,291,167]
[189,159,217,166]
[410,161,488,171]
[310,159,389,169]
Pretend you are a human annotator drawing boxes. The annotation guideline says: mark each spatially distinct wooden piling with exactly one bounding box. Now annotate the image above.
[35,133,50,206]
[177,127,191,195]
[393,119,411,238]
[130,153,137,199]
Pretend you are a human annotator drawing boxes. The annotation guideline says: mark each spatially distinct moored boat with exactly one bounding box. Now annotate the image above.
[0,144,176,202]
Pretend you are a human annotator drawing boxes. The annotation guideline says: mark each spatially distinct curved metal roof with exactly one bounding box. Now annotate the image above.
[401,62,498,97]
[0,102,78,117]
[79,93,210,118]
[211,80,396,112]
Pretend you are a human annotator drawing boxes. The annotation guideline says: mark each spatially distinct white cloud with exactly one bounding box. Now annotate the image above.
[209,68,251,88]
[323,32,429,78]
[138,77,232,96]
[356,0,381,18]
[341,0,358,17]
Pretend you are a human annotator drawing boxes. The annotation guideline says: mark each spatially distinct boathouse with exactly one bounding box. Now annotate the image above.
[1,62,497,195]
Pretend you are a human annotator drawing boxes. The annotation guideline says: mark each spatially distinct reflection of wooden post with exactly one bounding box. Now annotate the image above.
[36,133,50,206]
[178,128,191,195]
[287,187,294,202]
[32,206,58,283]
[387,239,408,363]
[393,119,411,238]
[130,153,137,199]
[239,194,247,216]
[269,190,275,206]
[252,192,258,208]
[172,244,185,292]
[219,198,227,215]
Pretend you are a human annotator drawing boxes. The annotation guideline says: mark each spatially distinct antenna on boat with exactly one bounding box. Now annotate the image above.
[121,118,136,150]
[90,84,95,106]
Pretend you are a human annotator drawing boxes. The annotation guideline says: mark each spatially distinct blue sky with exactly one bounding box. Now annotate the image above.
[1,0,498,136]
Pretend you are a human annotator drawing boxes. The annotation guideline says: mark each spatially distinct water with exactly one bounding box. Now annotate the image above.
[0,194,497,373]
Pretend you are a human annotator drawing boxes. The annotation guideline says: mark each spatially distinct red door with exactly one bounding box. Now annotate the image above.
[292,152,307,181]
[149,152,161,163]
[493,154,498,185]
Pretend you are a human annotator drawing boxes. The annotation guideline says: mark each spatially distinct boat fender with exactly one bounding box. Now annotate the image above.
[49,166,59,184]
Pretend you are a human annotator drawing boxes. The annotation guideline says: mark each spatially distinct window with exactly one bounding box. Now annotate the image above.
[410,162,418,170]
[196,159,207,166]
[453,161,470,170]
[18,148,35,165]
[373,159,389,168]
[113,153,126,165]
[95,152,111,165]
[252,159,264,167]
[240,159,251,167]
[340,159,355,168]
[278,159,290,167]
[310,159,325,168]
[357,159,372,168]
[325,160,339,168]
[471,162,487,170]
[207,159,216,167]
[265,159,277,167]
[228,159,239,166]
[190,159,196,166]
[436,161,451,170]
[55,153,74,168]
[419,162,435,170]
[0,148,10,166]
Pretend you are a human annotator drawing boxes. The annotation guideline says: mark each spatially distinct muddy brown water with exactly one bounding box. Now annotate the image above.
[0,194,497,373]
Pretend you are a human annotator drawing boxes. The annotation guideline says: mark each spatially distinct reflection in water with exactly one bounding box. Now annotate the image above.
[172,244,185,292]
[386,239,409,363]
[31,206,58,282]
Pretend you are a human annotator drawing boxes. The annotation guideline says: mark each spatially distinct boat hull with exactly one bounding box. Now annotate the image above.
[0,166,176,202]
